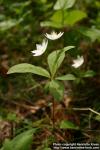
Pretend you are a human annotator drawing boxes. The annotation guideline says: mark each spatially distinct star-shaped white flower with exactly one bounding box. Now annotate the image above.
[45,31,64,40]
[72,55,84,68]
[31,39,48,56]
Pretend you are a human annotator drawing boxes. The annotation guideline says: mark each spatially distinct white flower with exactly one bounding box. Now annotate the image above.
[72,55,84,68]
[31,39,48,56]
[45,31,64,40]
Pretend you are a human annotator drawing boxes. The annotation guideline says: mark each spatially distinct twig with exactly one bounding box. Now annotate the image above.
[72,107,100,116]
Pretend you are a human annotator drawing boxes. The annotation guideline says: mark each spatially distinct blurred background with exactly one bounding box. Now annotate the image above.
[0,0,100,148]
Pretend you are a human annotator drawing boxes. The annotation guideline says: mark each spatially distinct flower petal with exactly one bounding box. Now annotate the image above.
[42,39,48,50]
[45,31,64,40]
[32,39,48,56]
[32,50,43,56]
[72,56,84,68]
[36,44,42,50]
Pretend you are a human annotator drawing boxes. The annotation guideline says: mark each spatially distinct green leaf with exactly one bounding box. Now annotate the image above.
[64,10,87,26]
[7,63,50,78]
[0,17,23,31]
[11,129,36,150]
[50,10,66,27]
[42,10,65,28]
[63,46,75,52]
[82,28,100,42]
[40,21,62,28]
[3,129,37,150]
[47,47,74,77]
[83,70,96,78]
[0,19,18,31]
[54,0,76,10]
[56,74,76,80]
[60,120,79,130]
[49,80,64,101]
[41,9,87,28]
[48,50,65,77]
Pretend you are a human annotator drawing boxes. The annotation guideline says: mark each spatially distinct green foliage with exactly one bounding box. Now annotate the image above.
[48,50,65,77]
[0,19,19,31]
[7,44,75,102]
[54,0,76,10]
[63,46,75,52]
[60,120,79,130]
[1,129,37,150]
[49,80,64,101]
[83,70,96,78]
[41,9,87,28]
[64,10,87,26]
[7,63,50,78]
[47,46,74,77]
[56,74,76,80]
[81,28,100,42]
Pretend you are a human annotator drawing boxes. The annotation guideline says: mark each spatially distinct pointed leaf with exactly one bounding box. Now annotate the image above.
[42,10,87,28]
[63,46,75,52]
[48,50,65,76]
[83,70,96,78]
[40,21,62,28]
[64,10,87,26]
[12,129,36,150]
[54,0,76,10]
[7,63,50,78]
[3,129,37,150]
[56,74,76,80]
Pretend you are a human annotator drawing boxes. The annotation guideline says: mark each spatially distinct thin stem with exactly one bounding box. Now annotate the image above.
[72,107,100,116]
[58,0,64,26]
[52,98,55,135]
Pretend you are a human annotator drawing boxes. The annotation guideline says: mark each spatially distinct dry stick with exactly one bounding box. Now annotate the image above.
[72,107,100,116]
